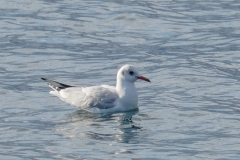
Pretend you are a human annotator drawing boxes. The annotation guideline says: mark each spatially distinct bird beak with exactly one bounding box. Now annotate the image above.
[136,76,151,83]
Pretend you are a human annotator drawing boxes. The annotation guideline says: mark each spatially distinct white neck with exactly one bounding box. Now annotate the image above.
[116,79,138,107]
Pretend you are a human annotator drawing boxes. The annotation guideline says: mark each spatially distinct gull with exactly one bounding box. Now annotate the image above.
[41,64,150,113]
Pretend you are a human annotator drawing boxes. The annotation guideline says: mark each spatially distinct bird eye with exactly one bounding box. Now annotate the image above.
[129,71,134,75]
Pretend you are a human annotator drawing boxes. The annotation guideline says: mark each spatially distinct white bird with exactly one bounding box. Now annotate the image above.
[41,64,150,113]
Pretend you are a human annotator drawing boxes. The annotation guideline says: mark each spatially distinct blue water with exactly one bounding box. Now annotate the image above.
[1,0,240,159]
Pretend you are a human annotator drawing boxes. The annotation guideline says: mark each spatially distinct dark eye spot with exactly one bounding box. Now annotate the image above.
[129,71,134,75]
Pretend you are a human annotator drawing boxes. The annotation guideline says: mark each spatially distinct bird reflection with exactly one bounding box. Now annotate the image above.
[69,108,139,123]
[57,108,142,143]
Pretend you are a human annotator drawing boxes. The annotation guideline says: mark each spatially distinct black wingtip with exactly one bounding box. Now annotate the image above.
[41,78,47,81]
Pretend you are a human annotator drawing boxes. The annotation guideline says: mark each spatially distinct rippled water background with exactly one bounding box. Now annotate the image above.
[1,0,240,159]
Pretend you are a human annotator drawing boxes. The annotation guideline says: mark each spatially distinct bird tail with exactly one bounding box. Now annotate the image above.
[41,78,73,91]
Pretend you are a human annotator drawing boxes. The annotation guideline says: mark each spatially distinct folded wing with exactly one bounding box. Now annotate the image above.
[42,78,118,110]
[59,85,118,109]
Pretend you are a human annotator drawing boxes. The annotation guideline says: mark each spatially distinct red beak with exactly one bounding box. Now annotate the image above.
[136,76,151,83]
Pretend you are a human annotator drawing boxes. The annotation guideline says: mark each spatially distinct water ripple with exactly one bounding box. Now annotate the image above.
[1,0,240,159]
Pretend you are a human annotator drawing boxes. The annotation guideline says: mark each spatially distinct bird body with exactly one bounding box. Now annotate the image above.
[42,64,150,113]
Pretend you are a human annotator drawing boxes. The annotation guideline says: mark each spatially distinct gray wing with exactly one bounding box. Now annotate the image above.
[58,85,118,109]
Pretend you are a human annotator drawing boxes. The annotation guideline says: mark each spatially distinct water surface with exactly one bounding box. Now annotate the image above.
[1,0,240,159]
